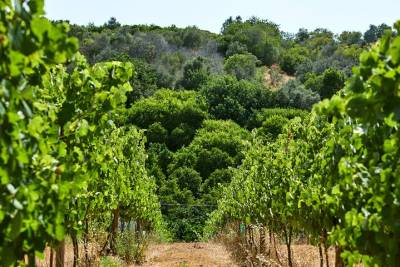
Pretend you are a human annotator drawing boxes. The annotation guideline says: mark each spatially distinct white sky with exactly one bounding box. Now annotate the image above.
[45,0,400,34]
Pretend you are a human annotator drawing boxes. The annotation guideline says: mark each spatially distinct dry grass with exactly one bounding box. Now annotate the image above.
[279,244,335,267]
[33,229,344,267]
[33,239,340,267]
[216,224,337,267]
[132,242,237,267]
[36,241,101,267]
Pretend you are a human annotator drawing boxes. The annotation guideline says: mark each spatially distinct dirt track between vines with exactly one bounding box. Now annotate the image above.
[136,242,237,267]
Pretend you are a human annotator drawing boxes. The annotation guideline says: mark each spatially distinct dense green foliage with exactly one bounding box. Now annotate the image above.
[0,1,163,265]
[127,89,208,150]
[220,16,281,65]
[200,75,272,126]
[304,67,345,99]
[177,56,211,90]
[207,21,400,266]
[0,1,78,262]
[70,14,379,103]
[62,10,393,243]
[224,53,259,80]
[158,120,251,240]
[1,2,397,263]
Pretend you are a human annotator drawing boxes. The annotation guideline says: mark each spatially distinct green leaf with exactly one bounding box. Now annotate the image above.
[31,17,50,43]
[28,0,45,15]
[390,37,400,65]
[76,119,89,137]
[28,116,45,137]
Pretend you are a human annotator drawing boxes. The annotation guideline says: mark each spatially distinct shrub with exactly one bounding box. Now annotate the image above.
[224,53,259,80]
[201,75,272,126]
[177,56,211,90]
[258,115,290,139]
[273,79,320,110]
[225,41,248,57]
[100,256,124,267]
[115,229,149,264]
[249,107,309,129]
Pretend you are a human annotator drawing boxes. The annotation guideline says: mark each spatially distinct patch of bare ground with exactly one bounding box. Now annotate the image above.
[133,242,237,267]
[217,224,341,267]
[263,65,294,91]
[34,240,344,267]
[277,244,335,267]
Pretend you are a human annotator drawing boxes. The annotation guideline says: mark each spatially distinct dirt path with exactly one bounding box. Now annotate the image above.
[136,242,237,267]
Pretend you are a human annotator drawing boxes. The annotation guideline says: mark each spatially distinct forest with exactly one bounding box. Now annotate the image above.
[1,0,400,266]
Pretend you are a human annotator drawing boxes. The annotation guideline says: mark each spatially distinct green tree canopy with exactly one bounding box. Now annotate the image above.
[127,89,208,150]
[200,75,272,126]
[224,53,260,80]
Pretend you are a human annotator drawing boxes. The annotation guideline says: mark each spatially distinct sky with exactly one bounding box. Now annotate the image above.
[45,0,400,34]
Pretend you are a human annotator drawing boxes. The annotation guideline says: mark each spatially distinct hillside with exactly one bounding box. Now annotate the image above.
[64,16,378,243]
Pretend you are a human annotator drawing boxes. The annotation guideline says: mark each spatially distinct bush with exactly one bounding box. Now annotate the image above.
[258,115,290,139]
[249,107,309,129]
[304,68,345,99]
[115,229,149,264]
[279,46,309,75]
[177,56,211,90]
[200,75,272,126]
[100,256,124,267]
[224,53,259,80]
[219,17,282,65]
[127,89,208,150]
[274,79,320,109]
[225,41,248,57]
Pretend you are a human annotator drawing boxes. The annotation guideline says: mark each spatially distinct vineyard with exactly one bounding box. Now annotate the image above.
[1,0,400,266]
[0,1,164,266]
[206,22,400,266]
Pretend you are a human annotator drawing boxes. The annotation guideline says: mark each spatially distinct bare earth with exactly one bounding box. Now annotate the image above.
[263,65,294,90]
[135,242,238,267]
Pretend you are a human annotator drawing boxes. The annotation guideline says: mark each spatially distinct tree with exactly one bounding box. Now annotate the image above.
[363,23,391,43]
[127,89,208,150]
[104,17,121,30]
[219,17,282,65]
[200,75,272,126]
[319,68,345,99]
[225,41,248,57]
[249,107,309,129]
[182,26,204,49]
[170,168,202,198]
[224,53,259,80]
[170,119,250,179]
[177,57,211,90]
[110,56,160,105]
[339,31,363,45]
[275,79,320,109]
[304,68,345,99]
[258,115,290,139]
[280,46,310,75]
[163,120,251,240]
[296,28,310,42]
